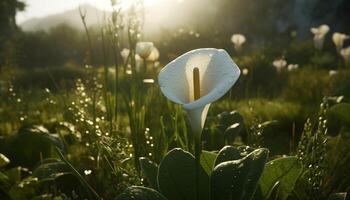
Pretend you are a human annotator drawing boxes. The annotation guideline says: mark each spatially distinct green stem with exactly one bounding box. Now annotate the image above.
[194,134,202,200]
[143,58,147,75]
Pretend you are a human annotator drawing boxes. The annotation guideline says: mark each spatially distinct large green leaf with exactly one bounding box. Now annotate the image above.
[139,157,159,190]
[116,186,167,200]
[158,148,210,200]
[32,159,70,181]
[0,153,10,167]
[2,125,65,169]
[200,150,217,176]
[214,146,241,166]
[211,148,268,200]
[259,156,302,200]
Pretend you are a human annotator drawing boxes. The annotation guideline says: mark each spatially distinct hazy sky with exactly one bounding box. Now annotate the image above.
[16,0,114,23]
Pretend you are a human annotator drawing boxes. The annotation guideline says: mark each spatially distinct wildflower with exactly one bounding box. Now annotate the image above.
[242,68,249,75]
[332,32,349,52]
[287,64,299,71]
[340,46,350,65]
[231,34,246,51]
[136,42,154,59]
[121,48,130,63]
[273,59,287,72]
[310,24,329,50]
[329,70,338,76]
[158,48,240,137]
[147,46,160,62]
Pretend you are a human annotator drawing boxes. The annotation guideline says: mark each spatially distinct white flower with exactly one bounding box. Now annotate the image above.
[273,59,287,72]
[143,79,155,84]
[154,61,160,68]
[340,46,350,65]
[332,32,349,52]
[136,42,154,59]
[121,48,130,63]
[310,24,329,50]
[158,48,240,137]
[287,64,299,71]
[242,68,249,75]
[329,70,338,76]
[147,46,160,62]
[231,34,246,51]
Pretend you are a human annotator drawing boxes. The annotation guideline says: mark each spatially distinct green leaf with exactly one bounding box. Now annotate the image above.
[2,125,65,168]
[4,167,23,183]
[0,153,10,167]
[328,193,347,200]
[116,186,167,200]
[214,146,241,166]
[328,103,350,126]
[158,148,210,200]
[55,148,101,200]
[32,160,70,181]
[211,148,268,200]
[259,156,302,200]
[217,111,245,133]
[200,150,217,176]
[139,157,159,190]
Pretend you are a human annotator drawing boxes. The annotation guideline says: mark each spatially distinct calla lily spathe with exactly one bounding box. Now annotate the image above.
[158,48,240,136]
[121,48,130,63]
[147,46,160,62]
[231,34,246,50]
[310,24,329,50]
[340,46,350,65]
[273,59,287,72]
[287,64,299,71]
[136,42,154,59]
[329,70,338,76]
[332,32,349,52]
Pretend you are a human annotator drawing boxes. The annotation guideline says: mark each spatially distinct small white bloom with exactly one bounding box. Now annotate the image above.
[329,70,338,76]
[287,64,299,71]
[136,42,154,59]
[158,48,240,136]
[332,32,349,52]
[231,34,246,51]
[310,24,329,50]
[242,68,249,75]
[121,48,130,63]
[340,46,350,65]
[143,79,155,84]
[84,169,92,175]
[154,61,160,68]
[273,59,287,72]
[147,46,160,62]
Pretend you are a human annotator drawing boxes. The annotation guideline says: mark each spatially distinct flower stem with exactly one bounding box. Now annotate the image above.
[194,134,202,200]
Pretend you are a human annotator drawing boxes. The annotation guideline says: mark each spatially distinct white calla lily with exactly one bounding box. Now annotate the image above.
[287,64,299,71]
[231,34,246,51]
[340,46,350,65]
[121,48,130,63]
[332,32,349,52]
[158,48,240,136]
[136,42,154,59]
[329,70,338,76]
[310,24,329,50]
[147,46,160,62]
[273,59,287,72]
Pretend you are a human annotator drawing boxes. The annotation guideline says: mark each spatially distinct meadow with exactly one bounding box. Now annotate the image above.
[1,0,350,199]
